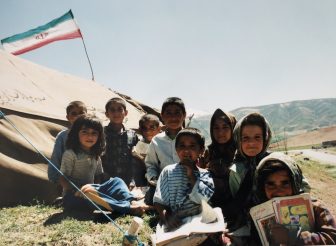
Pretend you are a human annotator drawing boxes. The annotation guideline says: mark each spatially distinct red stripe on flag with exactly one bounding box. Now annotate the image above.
[12,30,82,55]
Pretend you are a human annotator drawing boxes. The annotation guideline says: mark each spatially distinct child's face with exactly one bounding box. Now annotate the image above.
[105,103,128,124]
[241,125,264,157]
[66,106,86,125]
[176,135,204,165]
[78,126,99,151]
[161,105,185,130]
[264,170,293,200]
[140,120,160,142]
[213,118,231,144]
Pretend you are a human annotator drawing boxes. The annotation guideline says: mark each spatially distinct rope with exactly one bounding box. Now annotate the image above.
[0,110,144,245]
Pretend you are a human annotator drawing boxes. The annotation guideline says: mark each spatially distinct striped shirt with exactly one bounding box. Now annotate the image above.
[153,163,214,214]
[60,149,103,188]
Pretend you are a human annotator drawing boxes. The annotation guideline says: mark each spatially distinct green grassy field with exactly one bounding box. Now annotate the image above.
[1,155,335,245]
[0,204,157,245]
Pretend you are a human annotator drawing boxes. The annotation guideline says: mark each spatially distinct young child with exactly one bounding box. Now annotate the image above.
[203,108,237,168]
[153,128,214,232]
[145,97,186,205]
[203,109,237,220]
[102,97,139,187]
[224,112,273,240]
[60,115,105,210]
[132,114,161,187]
[48,101,87,184]
[225,113,310,243]
[60,115,149,215]
[254,152,336,245]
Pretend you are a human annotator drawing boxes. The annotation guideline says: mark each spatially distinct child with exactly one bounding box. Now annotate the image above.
[60,115,149,215]
[102,97,139,187]
[60,115,105,210]
[203,108,237,168]
[225,113,310,243]
[224,112,272,240]
[145,97,186,205]
[48,101,87,184]
[132,114,161,187]
[203,109,237,220]
[254,152,336,245]
[153,128,214,232]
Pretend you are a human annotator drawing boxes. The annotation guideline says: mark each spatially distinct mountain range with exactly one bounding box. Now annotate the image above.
[189,98,336,144]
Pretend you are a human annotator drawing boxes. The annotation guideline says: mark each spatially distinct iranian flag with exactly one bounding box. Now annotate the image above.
[1,10,82,55]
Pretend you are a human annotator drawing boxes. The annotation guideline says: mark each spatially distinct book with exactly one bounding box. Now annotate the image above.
[249,193,314,246]
[151,202,225,246]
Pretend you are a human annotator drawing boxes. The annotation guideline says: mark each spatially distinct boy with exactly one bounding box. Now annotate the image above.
[254,152,336,245]
[102,97,138,187]
[48,100,87,184]
[145,97,186,205]
[132,114,161,187]
[153,128,214,232]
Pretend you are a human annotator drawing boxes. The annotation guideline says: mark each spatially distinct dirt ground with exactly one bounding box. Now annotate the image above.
[272,125,336,149]
[293,155,336,217]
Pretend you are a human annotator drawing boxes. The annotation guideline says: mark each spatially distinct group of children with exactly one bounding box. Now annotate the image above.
[47,97,336,245]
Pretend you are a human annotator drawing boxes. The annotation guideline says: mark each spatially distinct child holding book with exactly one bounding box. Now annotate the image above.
[145,97,186,205]
[153,127,214,232]
[253,152,336,245]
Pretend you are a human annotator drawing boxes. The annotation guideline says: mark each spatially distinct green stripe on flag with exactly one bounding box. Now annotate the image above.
[1,10,75,44]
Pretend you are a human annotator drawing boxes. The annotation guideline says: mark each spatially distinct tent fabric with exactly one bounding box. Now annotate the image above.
[0,50,154,206]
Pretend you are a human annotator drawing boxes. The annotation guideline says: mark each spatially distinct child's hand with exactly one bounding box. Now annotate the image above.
[181,159,197,185]
[162,210,182,232]
[269,223,289,244]
[148,177,158,186]
[269,223,300,245]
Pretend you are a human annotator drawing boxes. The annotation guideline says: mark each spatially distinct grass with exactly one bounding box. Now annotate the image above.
[1,155,336,245]
[0,203,157,246]
[294,154,336,179]
[292,155,336,216]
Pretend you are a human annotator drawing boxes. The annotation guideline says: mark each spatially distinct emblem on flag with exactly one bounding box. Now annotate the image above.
[1,10,82,55]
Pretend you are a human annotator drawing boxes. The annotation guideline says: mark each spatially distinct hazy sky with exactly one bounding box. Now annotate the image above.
[1,1,335,114]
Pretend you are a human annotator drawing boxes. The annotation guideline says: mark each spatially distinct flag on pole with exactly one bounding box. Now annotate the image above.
[1,10,82,55]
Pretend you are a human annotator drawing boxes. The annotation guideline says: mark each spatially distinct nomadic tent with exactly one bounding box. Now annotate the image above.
[0,50,156,206]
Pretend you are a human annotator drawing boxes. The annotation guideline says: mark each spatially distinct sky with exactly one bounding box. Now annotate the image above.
[1,1,336,115]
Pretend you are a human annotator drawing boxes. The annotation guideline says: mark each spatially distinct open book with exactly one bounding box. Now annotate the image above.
[151,201,225,246]
[249,193,314,246]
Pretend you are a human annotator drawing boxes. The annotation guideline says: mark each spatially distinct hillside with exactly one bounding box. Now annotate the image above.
[190,98,336,145]
[270,125,336,149]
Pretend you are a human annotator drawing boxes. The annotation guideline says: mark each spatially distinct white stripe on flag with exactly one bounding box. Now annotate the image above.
[2,16,81,55]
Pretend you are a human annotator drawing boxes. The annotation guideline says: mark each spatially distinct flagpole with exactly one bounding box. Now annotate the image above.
[80,36,95,81]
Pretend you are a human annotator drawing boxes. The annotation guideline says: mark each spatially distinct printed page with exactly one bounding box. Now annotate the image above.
[152,207,225,246]
[273,193,314,232]
[250,199,276,246]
